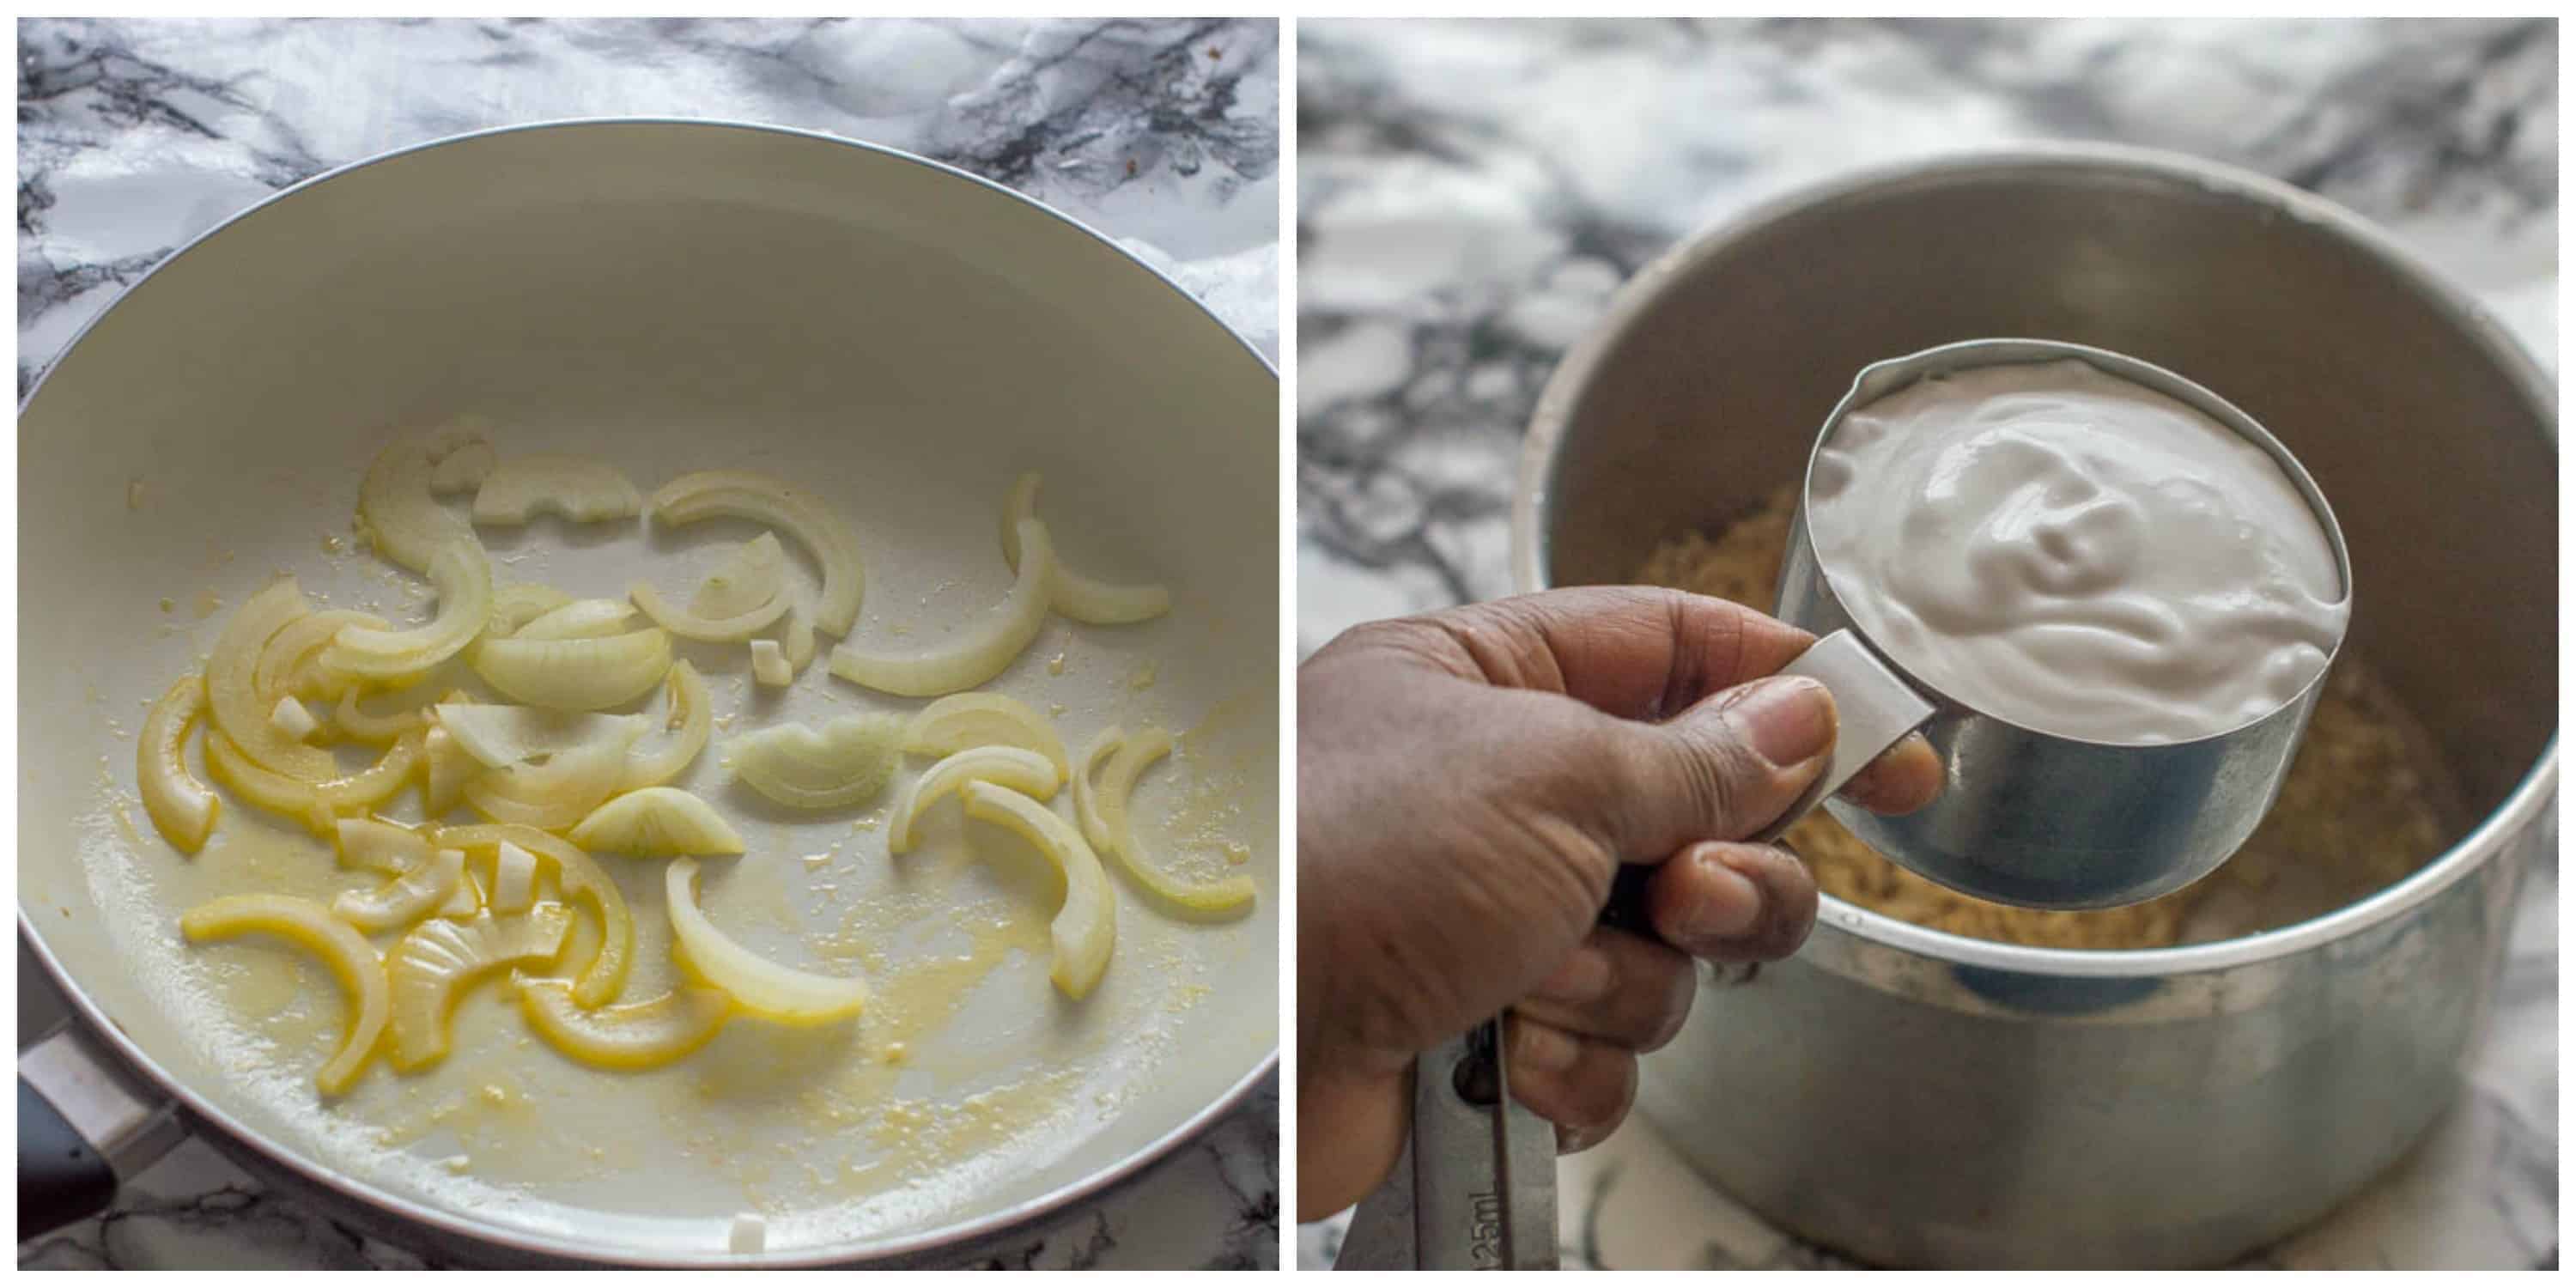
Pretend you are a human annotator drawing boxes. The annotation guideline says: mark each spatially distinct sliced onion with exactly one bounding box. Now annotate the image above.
[665,858,867,1025]
[1080,726,1255,915]
[440,865,485,920]
[727,716,904,811]
[488,583,574,638]
[356,421,487,573]
[179,893,389,1096]
[1002,473,1172,625]
[333,681,439,744]
[463,721,643,832]
[255,609,386,704]
[471,453,642,526]
[515,598,637,641]
[426,436,495,495]
[569,787,744,856]
[471,628,671,711]
[436,823,632,1006]
[489,841,538,914]
[206,578,338,781]
[621,661,711,791]
[325,544,494,680]
[1072,727,1124,854]
[781,604,817,672]
[902,691,1069,777]
[888,745,1060,854]
[518,979,732,1071]
[692,532,788,619]
[422,725,474,817]
[269,696,320,743]
[204,731,420,837]
[335,817,430,876]
[650,471,865,636]
[434,703,649,769]
[957,781,1115,999]
[749,639,791,687]
[386,904,570,1070]
[829,521,1053,697]
[139,675,220,855]
[628,579,789,642]
[332,846,466,933]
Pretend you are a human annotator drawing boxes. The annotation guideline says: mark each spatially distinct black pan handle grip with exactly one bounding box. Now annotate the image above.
[21,1077,118,1236]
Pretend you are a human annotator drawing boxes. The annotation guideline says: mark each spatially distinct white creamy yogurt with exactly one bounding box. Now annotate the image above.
[1807,358,2348,744]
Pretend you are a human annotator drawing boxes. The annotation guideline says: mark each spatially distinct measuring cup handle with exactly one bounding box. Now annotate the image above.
[1603,628,1932,932]
[1749,627,1937,844]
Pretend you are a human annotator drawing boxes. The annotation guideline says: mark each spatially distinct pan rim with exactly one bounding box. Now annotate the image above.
[18,114,1279,1267]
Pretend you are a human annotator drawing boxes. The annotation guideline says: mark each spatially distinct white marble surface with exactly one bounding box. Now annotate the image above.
[1296,16,2555,1271]
[17,15,1277,1271]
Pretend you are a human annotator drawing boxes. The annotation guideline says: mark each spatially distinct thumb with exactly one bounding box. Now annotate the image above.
[1601,674,1838,859]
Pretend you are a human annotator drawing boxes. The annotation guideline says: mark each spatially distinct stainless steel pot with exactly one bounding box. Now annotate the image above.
[1511,145,2555,1269]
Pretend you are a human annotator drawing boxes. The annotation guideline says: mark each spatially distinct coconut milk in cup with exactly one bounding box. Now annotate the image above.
[1762,338,2353,908]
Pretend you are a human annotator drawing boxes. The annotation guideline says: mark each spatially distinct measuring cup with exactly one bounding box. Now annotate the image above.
[1773,337,2354,909]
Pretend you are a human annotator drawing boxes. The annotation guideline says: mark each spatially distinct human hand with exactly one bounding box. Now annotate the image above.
[1295,586,1941,1219]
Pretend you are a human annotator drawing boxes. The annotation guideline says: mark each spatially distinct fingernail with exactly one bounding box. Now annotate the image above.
[1682,847,1762,941]
[1512,1021,1581,1074]
[1533,948,1614,1004]
[1724,676,1833,769]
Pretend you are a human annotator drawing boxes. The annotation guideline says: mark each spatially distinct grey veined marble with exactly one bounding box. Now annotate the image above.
[1297,16,2553,1273]
[17,15,1277,1272]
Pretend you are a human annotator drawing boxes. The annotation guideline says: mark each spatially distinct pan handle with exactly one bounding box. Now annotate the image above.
[19,1023,188,1237]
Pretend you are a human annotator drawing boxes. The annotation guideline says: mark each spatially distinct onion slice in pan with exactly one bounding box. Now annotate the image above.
[902,691,1068,777]
[355,421,487,573]
[628,580,788,642]
[179,894,389,1096]
[463,721,642,833]
[206,579,339,781]
[1077,726,1255,915]
[514,598,637,642]
[649,470,865,637]
[470,628,671,711]
[726,716,904,811]
[620,660,711,791]
[471,453,642,526]
[325,544,494,681]
[436,823,635,1006]
[518,980,732,1071]
[888,745,1060,854]
[693,532,788,620]
[139,674,220,854]
[569,787,745,857]
[665,858,867,1026]
[1001,472,1171,625]
[829,520,1053,697]
[957,781,1115,999]
[386,904,570,1070]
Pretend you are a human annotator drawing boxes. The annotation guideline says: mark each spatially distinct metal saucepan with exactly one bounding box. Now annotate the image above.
[1514,144,2554,1268]
[19,119,1279,1266]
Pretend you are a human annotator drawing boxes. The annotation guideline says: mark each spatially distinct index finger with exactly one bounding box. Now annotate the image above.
[1420,586,1815,721]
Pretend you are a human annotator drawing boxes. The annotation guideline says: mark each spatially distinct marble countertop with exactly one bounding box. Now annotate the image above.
[1297,16,2555,1271]
[17,15,1278,1271]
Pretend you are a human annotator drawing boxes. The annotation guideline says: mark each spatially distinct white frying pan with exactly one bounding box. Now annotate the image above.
[17,120,1279,1266]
